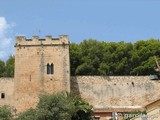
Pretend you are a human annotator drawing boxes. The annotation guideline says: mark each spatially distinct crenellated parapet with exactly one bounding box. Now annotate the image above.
[15,35,69,47]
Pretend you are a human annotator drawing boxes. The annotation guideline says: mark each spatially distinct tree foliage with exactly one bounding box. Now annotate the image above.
[16,92,93,120]
[0,55,14,77]
[1,39,160,76]
[0,105,13,120]
[0,60,5,77]
[70,39,160,75]
[5,56,15,77]
[14,108,38,120]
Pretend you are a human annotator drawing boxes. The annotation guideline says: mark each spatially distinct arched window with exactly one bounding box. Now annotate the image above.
[47,63,54,74]
[51,63,54,74]
[47,63,50,74]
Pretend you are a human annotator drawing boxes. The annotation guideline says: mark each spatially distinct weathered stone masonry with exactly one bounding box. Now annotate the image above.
[71,76,160,111]
[0,35,160,115]
[14,35,70,112]
[0,78,14,106]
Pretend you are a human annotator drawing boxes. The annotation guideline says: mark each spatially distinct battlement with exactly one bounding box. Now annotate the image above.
[15,35,69,47]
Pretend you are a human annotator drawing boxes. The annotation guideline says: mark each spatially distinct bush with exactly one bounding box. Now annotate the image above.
[0,105,12,120]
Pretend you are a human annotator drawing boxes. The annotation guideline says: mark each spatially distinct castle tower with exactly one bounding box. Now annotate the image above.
[14,35,70,112]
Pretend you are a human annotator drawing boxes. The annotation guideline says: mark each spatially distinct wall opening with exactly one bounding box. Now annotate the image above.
[51,63,54,74]
[47,63,54,74]
[29,75,31,81]
[47,63,50,74]
[1,93,5,99]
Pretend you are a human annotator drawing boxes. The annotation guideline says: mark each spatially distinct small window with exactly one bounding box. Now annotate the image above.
[47,63,54,74]
[47,64,50,74]
[51,63,54,74]
[1,93,5,99]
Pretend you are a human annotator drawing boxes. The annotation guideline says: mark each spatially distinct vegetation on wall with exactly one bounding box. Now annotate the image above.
[70,39,160,75]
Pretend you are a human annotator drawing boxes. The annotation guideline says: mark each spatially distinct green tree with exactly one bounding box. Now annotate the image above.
[5,56,14,77]
[98,63,110,75]
[37,92,74,120]
[76,39,103,75]
[0,105,13,120]
[14,108,38,120]
[71,95,93,120]
[70,43,82,75]
[71,39,160,76]
[37,92,93,120]
[0,60,5,77]
[16,92,93,120]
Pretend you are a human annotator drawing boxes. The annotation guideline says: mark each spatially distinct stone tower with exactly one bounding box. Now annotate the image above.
[14,35,70,112]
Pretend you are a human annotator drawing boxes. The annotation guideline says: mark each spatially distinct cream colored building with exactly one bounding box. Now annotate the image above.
[132,99,160,120]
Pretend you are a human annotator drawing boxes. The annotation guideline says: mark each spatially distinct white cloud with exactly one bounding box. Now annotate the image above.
[0,17,15,61]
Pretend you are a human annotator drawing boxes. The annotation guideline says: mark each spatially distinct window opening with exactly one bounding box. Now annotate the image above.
[51,63,54,74]
[1,93,5,99]
[47,63,54,74]
[47,63,50,74]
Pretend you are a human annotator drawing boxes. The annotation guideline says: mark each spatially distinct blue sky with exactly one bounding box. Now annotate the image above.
[0,0,160,61]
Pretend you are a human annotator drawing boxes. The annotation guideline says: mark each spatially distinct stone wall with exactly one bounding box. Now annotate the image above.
[14,35,70,112]
[0,75,160,114]
[1,35,160,115]
[0,78,14,106]
[71,76,160,110]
